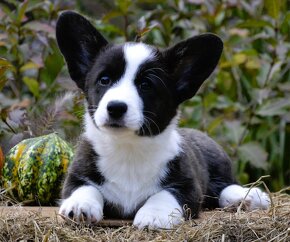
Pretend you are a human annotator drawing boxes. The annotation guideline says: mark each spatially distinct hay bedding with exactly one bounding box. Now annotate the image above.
[0,191,289,242]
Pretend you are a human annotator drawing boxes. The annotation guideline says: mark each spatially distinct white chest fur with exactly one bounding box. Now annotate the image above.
[84,113,181,215]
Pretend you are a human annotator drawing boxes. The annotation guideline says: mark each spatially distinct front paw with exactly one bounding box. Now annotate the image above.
[59,186,104,223]
[59,197,103,223]
[133,206,183,229]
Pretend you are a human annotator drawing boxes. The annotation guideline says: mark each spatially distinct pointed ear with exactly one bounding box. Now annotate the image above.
[163,34,223,104]
[56,11,108,90]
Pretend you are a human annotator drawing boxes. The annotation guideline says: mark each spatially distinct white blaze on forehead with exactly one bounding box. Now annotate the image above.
[123,43,155,79]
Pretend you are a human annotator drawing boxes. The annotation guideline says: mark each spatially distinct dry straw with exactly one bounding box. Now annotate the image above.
[0,187,289,242]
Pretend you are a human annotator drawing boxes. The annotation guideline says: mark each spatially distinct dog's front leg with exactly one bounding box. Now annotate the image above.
[133,190,183,229]
[59,185,104,223]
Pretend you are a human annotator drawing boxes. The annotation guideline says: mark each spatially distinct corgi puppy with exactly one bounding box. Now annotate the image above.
[56,11,269,229]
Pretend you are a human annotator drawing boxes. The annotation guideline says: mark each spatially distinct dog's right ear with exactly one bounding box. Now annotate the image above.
[56,11,108,90]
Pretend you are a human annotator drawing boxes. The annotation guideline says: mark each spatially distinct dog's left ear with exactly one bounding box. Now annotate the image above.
[163,34,223,104]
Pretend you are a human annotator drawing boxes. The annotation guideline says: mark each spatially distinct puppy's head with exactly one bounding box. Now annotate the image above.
[56,11,223,136]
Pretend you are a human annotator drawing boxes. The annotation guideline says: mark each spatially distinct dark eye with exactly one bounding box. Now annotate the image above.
[98,76,111,86]
[139,81,152,91]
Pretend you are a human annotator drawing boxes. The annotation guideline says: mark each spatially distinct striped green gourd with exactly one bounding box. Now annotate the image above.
[2,133,73,204]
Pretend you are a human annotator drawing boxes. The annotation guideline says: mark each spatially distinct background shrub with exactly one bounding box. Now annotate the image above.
[0,0,289,191]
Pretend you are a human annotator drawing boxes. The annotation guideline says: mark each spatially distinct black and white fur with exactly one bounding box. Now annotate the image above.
[56,11,269,229]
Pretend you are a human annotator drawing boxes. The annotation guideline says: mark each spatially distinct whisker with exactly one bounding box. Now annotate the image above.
[143,67,166,75]
[144,119,153,136]
[141,123,147,136]
[143,110,157,117]
[147,73,167,89]
[144,116,160,135]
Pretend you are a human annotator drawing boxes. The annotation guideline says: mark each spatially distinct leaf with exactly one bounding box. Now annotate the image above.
[102,10,123,22]
[0,59,15,75]
[251,88,271,105]
[0,58,13,66]
[264,0,281,19]
[39,40,64,85]
[0,2,14,20]
[245,59,260,69]
[256,98,290,116]
[229,28,249,37]
[237,20,273,28]
[278,83,290,92]
[268,61,283,81]
[238,142,268,169]
[257,61,271,87]
[0,94,16,108]
[17,0,29,24]
[115,0,131,14]
[23,77,39,98]
[137,16,147,32]
[207,116,223,135]
[0,58,15,91]
[20,61,41,72]
[24,21,55,35]
[233,53,247,65]
[281,12,290,34]
[238,172,249,184]
[136,17,158,41]
[0,75,8,91]
[224,121,245,145]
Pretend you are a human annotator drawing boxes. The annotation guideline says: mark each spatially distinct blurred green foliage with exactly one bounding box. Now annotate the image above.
[0,0,289,191]
[0,0,83,151]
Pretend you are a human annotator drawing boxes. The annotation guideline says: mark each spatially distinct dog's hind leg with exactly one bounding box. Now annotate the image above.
[219,184,270,210]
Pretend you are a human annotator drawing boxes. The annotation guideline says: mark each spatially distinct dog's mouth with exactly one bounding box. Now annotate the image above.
[108,123,124,128]
[104,120,126,129]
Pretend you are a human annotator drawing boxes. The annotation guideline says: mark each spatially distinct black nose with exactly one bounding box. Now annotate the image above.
[107,101,128,119]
